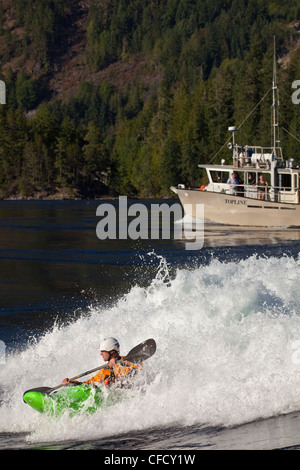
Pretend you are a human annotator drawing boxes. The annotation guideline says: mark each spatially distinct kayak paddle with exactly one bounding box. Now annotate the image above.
[23,338,156,397]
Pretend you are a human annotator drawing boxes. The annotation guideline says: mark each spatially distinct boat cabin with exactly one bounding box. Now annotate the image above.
[199,143,300,204]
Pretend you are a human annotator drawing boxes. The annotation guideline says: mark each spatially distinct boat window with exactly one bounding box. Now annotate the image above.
[210,171,229,183]
[280,173,292,191]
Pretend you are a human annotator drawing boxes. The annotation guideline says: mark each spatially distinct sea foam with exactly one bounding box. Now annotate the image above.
[1,253,300,442]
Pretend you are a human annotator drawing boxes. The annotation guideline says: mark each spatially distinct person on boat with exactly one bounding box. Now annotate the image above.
[257,174,268,200]
[227,171,243,195]
[62,337,142,388]
[247,173,256,185]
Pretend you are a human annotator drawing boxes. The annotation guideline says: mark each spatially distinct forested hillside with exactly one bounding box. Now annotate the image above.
[0,0,300,198]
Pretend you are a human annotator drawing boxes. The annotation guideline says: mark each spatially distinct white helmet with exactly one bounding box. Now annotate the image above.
[100,337,120,353]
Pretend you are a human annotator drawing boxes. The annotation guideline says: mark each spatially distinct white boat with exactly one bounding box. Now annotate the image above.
[171,48,300,228]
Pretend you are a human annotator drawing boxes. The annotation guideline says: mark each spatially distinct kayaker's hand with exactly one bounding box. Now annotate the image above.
[62,378,70,385]
[108,358,116,368]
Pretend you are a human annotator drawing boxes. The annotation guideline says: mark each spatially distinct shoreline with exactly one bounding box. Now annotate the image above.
[0,192,175,201]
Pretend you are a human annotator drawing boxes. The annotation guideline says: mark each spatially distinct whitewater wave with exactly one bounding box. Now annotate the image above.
[1,253,300,443]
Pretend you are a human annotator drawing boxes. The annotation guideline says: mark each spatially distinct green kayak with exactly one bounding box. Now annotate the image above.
[23,384,109,417]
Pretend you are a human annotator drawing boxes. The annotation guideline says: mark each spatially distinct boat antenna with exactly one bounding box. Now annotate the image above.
[272,36,279,157]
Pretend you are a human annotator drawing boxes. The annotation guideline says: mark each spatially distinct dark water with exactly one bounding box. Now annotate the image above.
[0,199,180,349]
[1,199,300,452]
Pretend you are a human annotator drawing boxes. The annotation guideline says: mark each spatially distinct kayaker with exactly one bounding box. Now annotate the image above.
[62,337,141,388]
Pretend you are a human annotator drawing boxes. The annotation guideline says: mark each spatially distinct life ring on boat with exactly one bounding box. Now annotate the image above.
[199,185,208,191]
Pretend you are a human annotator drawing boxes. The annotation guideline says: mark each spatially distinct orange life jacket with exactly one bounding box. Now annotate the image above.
[84,357,142,387]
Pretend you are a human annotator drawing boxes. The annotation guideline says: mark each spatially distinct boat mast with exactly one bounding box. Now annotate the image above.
[272,36,278,156]
[270,36,278,202]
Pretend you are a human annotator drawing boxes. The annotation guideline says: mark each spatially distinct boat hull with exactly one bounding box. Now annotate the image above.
[171,187,300,227]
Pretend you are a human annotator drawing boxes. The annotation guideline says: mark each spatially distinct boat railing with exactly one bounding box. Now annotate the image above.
[230,184,268,199]
[209,181,297,203]
[229,184,297,202]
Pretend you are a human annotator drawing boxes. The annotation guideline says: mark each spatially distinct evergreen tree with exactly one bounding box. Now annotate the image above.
[0,0,298,198]
[82,121,109,194]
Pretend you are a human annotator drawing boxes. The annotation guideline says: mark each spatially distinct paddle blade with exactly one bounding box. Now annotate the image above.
[125,338,156,363]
